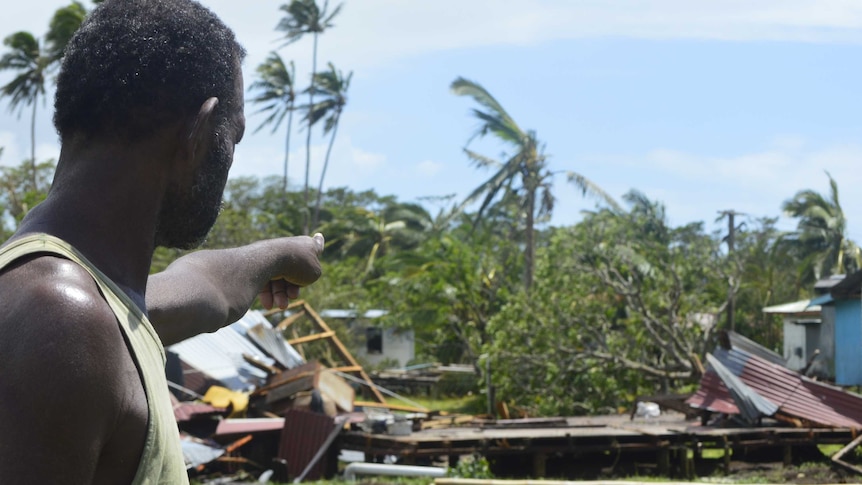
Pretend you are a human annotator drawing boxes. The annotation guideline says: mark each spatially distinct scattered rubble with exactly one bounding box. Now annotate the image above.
[166,304,862,482]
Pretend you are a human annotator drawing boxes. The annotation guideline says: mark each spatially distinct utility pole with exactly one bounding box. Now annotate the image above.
[718,210,744,332]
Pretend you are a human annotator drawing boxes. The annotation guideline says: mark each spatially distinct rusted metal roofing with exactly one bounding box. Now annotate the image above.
[278,409,339,481]
[171,393,226,423]
[704,353,778,423]
[688,346,862,429]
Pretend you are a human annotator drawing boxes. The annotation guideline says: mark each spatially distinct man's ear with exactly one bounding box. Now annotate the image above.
[186,97,220,162]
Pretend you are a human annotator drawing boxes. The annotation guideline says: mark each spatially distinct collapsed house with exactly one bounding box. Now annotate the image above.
[166,297,862,482]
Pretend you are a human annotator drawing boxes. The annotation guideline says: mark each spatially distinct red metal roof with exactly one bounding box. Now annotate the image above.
[687,347,862,429]
[278,409,339,480]
[171,394,227,423]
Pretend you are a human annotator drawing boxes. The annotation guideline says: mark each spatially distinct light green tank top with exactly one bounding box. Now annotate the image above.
[0,234,188,485]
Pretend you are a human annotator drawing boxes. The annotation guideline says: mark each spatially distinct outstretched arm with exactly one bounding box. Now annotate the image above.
[146,234,324,346]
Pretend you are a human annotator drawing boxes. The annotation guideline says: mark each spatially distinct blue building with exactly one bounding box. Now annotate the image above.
[764,273,862,385]
[818,271,862,386]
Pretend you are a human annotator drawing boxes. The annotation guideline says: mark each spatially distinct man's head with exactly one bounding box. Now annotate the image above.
[54,0,247,249]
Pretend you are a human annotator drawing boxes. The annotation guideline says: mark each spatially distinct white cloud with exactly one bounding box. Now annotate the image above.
[0,132,21,167]
[209,0,862,76]
[416,160,442,177]
[350,147,385,170]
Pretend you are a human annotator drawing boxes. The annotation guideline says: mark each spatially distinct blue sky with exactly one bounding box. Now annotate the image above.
[3,1,862,240]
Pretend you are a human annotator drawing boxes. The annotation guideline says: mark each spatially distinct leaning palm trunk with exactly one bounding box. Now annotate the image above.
[29,98,37,191]
[282,105,294,193]
[312,115,339,230]
[303,33,319,235]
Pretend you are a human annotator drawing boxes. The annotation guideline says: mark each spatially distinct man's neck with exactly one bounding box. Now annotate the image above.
[16,151,167,307]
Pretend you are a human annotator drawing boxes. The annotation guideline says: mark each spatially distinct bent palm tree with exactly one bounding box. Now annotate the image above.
[248,52,297,192]
[782,171,861,283]
[277,0,343,233]
[307,62,352,229]
[450,77,619,291]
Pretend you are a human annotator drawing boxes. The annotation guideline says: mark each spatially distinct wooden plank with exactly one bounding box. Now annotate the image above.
[330,366,363,373]
[275,311,307,331]
[832,434,862,476]
[288,331,335,345]
[354,400,429,413]
[302,302,387,403]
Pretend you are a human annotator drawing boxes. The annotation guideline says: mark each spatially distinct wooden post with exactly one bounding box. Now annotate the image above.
[658,446,670,476]
[722,436,731,475]
[532,453,547,478]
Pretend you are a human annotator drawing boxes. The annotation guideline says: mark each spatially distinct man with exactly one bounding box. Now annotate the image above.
[0,1,324,483]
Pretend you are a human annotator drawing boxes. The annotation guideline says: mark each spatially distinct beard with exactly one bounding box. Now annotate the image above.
[154,125,232,250]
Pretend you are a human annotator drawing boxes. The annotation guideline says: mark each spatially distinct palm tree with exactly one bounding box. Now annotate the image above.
[782,171,861,283]
[248,52,297,193]
[326,202,433,274]
[0,2,86,190]
[45,2,87,63]
[307,62,352,229]
[450,77,620,291]
[0,32,48,187]
[277,0,343,233]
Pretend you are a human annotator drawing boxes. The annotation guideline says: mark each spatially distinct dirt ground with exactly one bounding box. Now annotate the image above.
[706,461,860,484]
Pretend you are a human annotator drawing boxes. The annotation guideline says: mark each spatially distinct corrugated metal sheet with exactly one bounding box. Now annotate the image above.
[727,331,786,366]
[320,309,387,319]
[688,346,862,428]
[171,393,226,422]
[278,409,338,480]
[705,353,778,423]
[168,311,285,392]
[181,435,225,469]
[762,299,821,315]
[247,323,304,369]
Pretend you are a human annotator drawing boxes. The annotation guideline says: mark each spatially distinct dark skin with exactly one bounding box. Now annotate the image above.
[0,67,324,484]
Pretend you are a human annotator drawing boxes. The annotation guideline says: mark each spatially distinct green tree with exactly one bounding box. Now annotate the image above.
[323,200,432,275]
[277,0,343,233]
[731,217,804,350]
[450,77,619,292]
[248,52,297,193]
[487,191,727,415]
[782,172,861,283]
[375,217,521,368]
[307,62,352,229]
[0,154,55,237]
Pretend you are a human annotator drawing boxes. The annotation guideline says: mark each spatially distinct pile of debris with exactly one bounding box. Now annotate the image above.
[686,331,862,474]
[166,300,432,483]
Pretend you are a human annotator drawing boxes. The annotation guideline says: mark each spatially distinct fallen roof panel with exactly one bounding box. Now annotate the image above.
[688,346,862,429]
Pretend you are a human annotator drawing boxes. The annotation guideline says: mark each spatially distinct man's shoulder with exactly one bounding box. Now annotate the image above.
[0,255,143,483]
[1,253,111,319]
[0,253,123,362]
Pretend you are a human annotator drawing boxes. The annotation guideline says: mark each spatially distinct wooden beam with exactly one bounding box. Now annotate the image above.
[832,434,862,476]
[288,331,335,345]
[275,311,307,331]
[354,400,429,413]
[302,303,387,404]
[330,365,363,373]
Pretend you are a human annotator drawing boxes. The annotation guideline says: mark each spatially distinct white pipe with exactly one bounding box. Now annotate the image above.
[343,462,447,481]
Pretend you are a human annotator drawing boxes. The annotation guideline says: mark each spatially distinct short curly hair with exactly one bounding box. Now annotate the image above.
[54,0,246,141]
